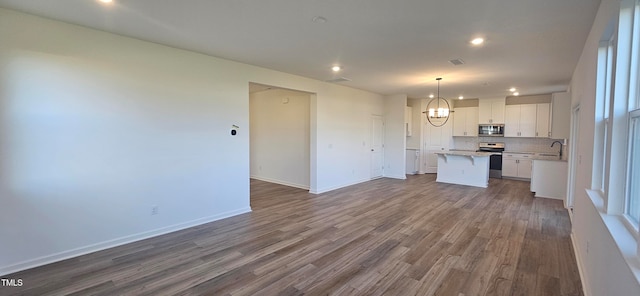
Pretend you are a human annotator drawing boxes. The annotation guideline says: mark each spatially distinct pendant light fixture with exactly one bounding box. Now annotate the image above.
[425,78,451,127]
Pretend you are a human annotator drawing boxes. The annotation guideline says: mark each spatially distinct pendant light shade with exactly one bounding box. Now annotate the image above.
[425,78,451,127]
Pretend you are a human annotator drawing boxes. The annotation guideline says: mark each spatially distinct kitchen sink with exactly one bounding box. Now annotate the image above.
[535,153,561,160]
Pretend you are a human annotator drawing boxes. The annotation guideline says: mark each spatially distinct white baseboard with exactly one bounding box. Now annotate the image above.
[250,175,310,190]
[384,174,407,180]
[311,178,371,194]
[570,231,590,296]
[0,207,252,276]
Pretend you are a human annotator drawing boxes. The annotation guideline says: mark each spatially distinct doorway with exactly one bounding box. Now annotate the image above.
[422,99,453,173]
[249,83,312,190]
[371,115,384,179]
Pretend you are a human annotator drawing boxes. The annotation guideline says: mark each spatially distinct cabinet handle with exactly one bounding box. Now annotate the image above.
[536,132,538,136]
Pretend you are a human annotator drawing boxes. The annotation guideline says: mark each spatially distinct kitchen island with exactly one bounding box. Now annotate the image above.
[434,151,493,188]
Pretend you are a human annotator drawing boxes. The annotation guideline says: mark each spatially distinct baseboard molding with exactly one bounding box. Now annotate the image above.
[311,178,371,194]
[570,231,590,296]
[0,207,252,277]
[384,174,407,180]
[250,175,310,190]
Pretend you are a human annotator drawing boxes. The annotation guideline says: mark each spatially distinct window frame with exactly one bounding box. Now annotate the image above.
[625,109,640,229]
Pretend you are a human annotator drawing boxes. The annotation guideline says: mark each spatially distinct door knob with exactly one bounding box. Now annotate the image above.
[371,149,374,151]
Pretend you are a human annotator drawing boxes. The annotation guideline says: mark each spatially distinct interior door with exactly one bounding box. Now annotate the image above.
[371,115,384,179]
[423,111,452,173]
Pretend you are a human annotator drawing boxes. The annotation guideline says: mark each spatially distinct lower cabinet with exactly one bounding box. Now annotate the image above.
[531,160,568,200]
[502,153,533,179]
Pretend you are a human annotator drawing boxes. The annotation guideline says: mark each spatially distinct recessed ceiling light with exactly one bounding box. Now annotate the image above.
[458,96,464,100]
[471,37,484,45]
[331,66,341,72]
[429,94,435,98]
[509,87,517,92]
[312,16,327,23]
[98,0,113,3]
[513,92,520,96]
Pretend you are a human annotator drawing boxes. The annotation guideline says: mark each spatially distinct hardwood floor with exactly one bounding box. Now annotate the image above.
[2,175,583,296]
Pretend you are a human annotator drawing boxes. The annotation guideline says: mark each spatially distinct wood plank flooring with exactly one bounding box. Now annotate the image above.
[1,175,583,296]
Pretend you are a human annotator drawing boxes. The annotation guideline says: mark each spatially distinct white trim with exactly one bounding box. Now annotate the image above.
[383,174,407,180]
[250,175,310,190]
[0,207,252,276]
[310,177,371,194]
[567,104,580,212]
[571,231,591,296]
[586,189,640,285]
[625,110,640,226]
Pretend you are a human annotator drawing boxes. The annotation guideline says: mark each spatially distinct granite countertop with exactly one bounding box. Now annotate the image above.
[436,151,494,157]
[502,151,536,154]
[503,151,567,162]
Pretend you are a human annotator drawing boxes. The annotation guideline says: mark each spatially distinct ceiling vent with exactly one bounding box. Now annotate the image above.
[448,58,465,66]
[326,77,351,83]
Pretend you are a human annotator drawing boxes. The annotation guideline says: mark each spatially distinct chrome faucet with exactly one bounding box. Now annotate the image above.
[551,140,563,159]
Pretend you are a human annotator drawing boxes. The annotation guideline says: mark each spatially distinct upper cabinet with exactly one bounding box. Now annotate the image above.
[453,107,479,137]
[535,103,551,138]
[505,103,551,138]
[551,92,571,139]
[478,98,506,124]
[505,104,537,137]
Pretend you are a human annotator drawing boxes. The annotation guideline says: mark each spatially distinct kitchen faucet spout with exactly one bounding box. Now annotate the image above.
[551,141,563,159]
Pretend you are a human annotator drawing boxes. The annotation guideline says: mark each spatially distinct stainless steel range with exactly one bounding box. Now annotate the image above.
[477,142,505,178]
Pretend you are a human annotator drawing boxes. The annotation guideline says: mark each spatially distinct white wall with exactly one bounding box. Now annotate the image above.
[384,94,407,179]
[250,89,310,189]
[569,0,640,294]
[406,98,422,149]
[310,87,384,193]
[0,8,384,275]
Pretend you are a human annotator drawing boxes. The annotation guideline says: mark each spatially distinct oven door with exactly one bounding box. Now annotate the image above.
[489,154,502,178]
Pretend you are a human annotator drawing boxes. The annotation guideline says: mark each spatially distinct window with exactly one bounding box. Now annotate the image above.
[627,110,640,224]
[595,36,615,195]
[593,0,640,238]
[624,0,640,228]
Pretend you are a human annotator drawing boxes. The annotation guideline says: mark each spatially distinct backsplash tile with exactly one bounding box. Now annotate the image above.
[452,137,568,155]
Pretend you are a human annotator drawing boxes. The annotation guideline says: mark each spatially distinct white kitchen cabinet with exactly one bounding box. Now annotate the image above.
[535,103,551,138]
[452,107,478,137]
[502,153,533,179]
[405,106,413,137]
[551,92,571,139]
[478,98,506,124]
[531,159,568,200]
[505,104,536,137]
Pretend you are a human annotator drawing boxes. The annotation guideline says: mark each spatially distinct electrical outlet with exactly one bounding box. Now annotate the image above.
[586,241,590,254]
[151,205,159,215]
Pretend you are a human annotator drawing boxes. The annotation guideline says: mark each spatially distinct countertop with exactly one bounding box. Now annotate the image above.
[503,151,567,162]
[435,151,495,157]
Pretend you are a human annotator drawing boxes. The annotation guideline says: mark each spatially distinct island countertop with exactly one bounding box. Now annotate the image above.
[435,151,497,157]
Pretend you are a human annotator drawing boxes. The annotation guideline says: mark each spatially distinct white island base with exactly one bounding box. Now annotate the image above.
[435,152,491,188]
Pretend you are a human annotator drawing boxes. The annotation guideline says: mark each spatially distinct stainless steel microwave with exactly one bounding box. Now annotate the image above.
[478,124,504,137]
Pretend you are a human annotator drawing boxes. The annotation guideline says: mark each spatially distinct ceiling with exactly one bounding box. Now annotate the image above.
[0,0,601,99]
